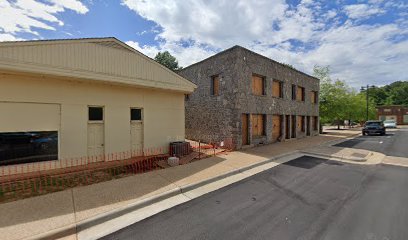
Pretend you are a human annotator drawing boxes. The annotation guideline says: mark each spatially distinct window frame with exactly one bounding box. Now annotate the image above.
[272,80,283,98]
[296,86,305,102]
[311,91,318,104]
[210,75,220,96]
[130,108,143,122]
[88,106,104,123]
[252,74,266,96]
[291,84,297,100]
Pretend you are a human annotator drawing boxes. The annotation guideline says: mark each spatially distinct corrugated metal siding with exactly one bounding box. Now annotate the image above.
[0,41,194,91]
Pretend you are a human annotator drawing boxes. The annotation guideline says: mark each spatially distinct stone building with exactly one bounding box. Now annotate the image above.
[179,45,319,149]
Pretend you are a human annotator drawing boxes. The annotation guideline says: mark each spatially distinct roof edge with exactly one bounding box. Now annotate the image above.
[0,37,197,89]
[180,45,319,81]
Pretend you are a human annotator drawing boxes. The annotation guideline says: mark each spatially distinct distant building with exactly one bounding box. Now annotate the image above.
[179,45,319,150]
[377,105,408,125]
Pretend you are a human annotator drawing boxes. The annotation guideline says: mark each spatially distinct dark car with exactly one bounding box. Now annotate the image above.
[31,132,58,154]
[362,120,386,136]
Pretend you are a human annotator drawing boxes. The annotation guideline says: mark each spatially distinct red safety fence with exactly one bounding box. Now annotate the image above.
[0,138,235,203]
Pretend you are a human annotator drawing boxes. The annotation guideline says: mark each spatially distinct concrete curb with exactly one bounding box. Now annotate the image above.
[300,151,367,162]
[24,188,182,240]
[26,150,300,240]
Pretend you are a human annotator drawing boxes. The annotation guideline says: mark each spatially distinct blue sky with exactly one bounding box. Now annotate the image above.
[1,0,407,88]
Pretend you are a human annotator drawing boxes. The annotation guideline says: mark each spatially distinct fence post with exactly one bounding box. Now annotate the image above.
[198,140,201,159]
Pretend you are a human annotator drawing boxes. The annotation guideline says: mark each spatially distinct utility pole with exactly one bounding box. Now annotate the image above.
[360,85,375,121]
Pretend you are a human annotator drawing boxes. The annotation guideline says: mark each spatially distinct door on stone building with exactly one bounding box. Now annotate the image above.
[242,114,249,145]
[285,115,290,139]
[291,115,296,138]
[272,115,282,141]
[306,116,311,136]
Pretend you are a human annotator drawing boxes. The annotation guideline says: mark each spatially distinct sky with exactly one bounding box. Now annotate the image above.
[0,0,407,88]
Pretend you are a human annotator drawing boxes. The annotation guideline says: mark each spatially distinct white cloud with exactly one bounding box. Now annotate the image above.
[343,4,385,19]
[122,0,407,88]
[0,0,88,39]
[125,41,160,58]
[126,40,216,67]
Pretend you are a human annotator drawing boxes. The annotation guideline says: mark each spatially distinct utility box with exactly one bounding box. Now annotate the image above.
[169,141,191,157]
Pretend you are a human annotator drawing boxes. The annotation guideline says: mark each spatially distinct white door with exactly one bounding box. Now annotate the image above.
[131,121,143,156]
[87,123,104,161]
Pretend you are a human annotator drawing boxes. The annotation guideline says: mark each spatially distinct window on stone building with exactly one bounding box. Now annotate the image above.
[311,91,318,104]
[211,75,220,96]
[272,80,283,98]
[291,85,296,100]
[252,74,265,96]
[297,86,305,101]
[252,114,265,137]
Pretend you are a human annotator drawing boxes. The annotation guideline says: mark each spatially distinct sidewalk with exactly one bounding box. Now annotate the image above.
[0,130,365,240]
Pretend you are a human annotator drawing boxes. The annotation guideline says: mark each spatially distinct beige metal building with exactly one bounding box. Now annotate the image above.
[0,38,196,171]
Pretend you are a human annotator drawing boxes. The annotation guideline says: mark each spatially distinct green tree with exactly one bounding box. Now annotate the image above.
[314,65,350,129]
[366,81,408,106]
[348,92,376,123]
[314,65,376,129]
[154,51,183,71]
[388,81,408,105]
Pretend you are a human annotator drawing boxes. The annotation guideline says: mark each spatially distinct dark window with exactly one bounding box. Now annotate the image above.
[211,75,220,96]
[291,85,296,100]
[89,107,103,121]
[0,131,58,166]
[131,108,142,121]
[185,94,190,101]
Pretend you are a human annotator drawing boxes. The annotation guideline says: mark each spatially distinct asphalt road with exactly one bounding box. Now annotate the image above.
[335,127,408,157]
[101,155,408,240]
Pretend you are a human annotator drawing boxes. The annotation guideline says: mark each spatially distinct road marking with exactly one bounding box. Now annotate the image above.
[379,141,383,144]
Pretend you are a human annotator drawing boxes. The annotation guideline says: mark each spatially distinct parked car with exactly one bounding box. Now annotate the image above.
[0,132,36,163]
[31,132,58,154]
[383,120,397,128]
[362,120,386,136]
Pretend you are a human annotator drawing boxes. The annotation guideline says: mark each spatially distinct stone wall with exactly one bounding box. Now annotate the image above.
[179,46,320,149]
